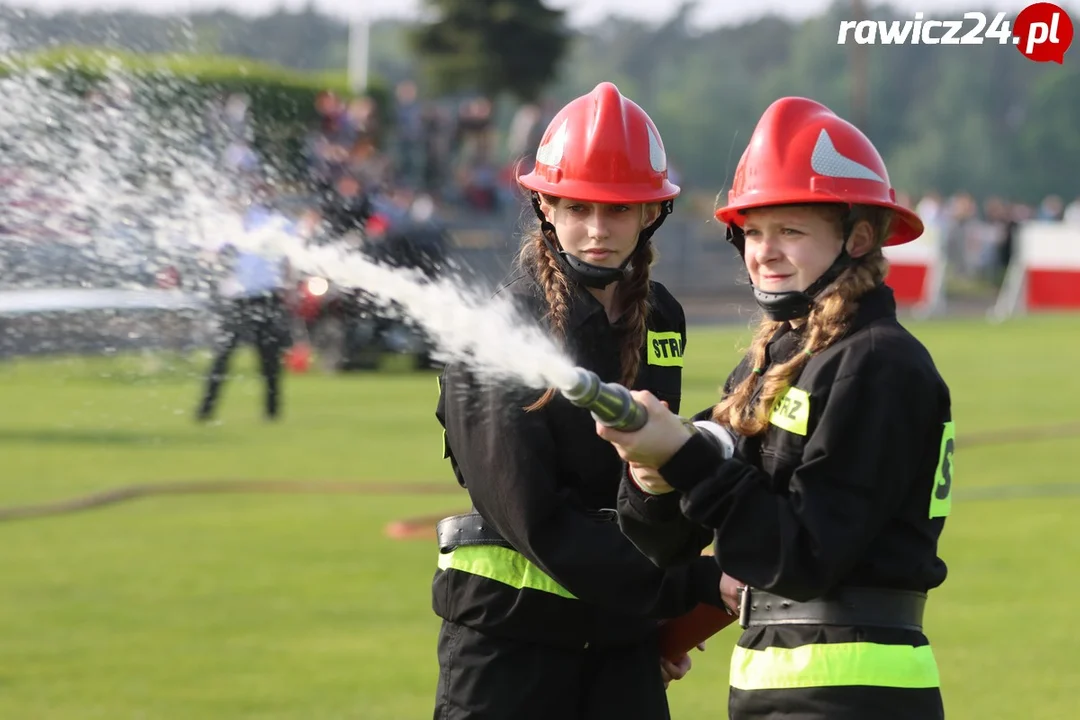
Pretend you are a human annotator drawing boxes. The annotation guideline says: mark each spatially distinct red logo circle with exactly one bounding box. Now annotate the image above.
[1013,2,1074,63]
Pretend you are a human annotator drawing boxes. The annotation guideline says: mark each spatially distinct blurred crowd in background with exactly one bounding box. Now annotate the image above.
[210,79,1080,294]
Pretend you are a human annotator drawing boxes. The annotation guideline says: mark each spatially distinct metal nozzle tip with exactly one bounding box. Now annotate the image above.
[560,367,595,403]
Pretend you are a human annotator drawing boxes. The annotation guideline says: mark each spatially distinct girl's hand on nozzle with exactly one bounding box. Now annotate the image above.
[627,399,675,494]
[595,390,693,469]
[628,462,674,496]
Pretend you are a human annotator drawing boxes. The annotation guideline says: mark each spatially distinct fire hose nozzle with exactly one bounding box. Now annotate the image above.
[560,367,648,432]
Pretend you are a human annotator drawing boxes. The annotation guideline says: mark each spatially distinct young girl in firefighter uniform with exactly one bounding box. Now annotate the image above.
[598,97,953,719]
[431,83,724,719]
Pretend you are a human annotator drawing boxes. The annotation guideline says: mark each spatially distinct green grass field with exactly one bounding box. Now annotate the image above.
[2,313,1079,719]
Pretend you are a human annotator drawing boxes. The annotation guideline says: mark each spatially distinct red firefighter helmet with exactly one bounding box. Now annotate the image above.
[715,97,922,246]
[518,82,680,205]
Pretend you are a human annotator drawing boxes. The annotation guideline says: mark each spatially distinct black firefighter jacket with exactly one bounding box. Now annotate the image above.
[433,272,722,650]
[617,284,952,602]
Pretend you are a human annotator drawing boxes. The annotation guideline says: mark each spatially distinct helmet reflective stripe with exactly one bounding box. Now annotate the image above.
[811,129,884,182]
[535,118,568,168]
[648,124,666,173]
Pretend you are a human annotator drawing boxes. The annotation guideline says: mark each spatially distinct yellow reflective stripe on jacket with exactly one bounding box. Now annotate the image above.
[437,375,449,459]
[647,330,684,367]
[769,386,810,435]
[437,545,576,599]
[930,421,955,518]
[730,642,940,691]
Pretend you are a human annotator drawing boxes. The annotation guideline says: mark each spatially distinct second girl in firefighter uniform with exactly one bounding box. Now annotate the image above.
[599,97,953,720]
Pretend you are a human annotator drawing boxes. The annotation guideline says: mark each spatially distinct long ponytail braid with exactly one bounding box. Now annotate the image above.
[519,224,573,411]
[613,240,654,388]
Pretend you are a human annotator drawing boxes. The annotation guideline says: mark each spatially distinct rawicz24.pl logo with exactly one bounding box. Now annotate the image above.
[837,2,1074,63]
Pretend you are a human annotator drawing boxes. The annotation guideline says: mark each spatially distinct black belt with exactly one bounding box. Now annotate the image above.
[738,587,927,632]
[436,510,619,554]
[436,512,512,553]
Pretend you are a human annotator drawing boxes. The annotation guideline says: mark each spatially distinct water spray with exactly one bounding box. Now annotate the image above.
[0,58,634,404]
[559,367,648,432]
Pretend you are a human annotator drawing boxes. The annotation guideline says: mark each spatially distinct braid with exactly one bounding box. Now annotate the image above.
[711,319,781,431]
[614,241,654,388]
[713,205,893,436]
[520,226,573,411]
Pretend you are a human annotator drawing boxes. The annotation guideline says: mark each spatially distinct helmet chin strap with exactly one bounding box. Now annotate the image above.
[751,245,853,321]
[727,211,856,322]
[530,193,673,290]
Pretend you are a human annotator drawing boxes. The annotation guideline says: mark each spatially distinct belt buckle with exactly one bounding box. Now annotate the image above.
[738,586,752,629]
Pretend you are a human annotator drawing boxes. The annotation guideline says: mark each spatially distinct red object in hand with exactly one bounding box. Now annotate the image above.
[659,603,739,662]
